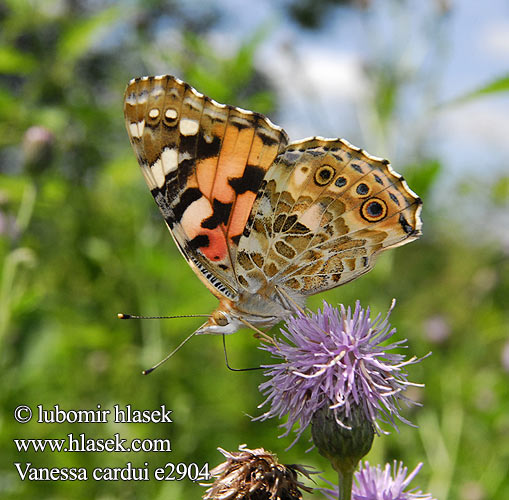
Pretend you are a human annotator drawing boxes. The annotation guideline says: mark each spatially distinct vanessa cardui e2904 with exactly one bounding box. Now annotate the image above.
[124,75,422,336]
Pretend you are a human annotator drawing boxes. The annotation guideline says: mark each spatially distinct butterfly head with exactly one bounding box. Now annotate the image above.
[195,308,242,336]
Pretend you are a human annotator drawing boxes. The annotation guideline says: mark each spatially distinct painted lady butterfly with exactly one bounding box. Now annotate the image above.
[124,75,422,336]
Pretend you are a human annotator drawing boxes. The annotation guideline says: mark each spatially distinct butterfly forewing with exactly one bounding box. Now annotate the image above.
[124,75,289,299]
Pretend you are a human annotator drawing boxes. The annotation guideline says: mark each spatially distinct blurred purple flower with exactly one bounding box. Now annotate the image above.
[22,125,54,173]
[256,300,426,445]
[322,461,435,500]
[423,315,450,344]
[0,192,20,241]
[0,211,16,238]
[501,340,509,373]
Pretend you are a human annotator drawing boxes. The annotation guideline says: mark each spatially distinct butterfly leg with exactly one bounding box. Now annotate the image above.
[275,285,306,315]
[222,335,263,372]
[236,317,278,347]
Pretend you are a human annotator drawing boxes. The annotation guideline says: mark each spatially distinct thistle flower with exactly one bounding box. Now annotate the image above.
[202,445,315,500]
[0,192,19,241]
[22,125,54,174]
[321,461,436,500]
[256,300,426,446]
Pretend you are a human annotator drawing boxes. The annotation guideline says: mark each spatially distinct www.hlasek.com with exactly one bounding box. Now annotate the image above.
[12,404,210,482]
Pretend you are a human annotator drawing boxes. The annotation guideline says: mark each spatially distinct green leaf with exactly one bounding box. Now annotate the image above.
[185,67,231,102]
[402,158,442,200]
[492,176,509,204]
[0,46,36,74]
[57,6,122,63]
[245,90,276,115]
[0,86,20,117]
[446,74,509,105]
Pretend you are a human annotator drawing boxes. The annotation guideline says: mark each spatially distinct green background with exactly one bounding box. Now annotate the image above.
[1,0,508,498]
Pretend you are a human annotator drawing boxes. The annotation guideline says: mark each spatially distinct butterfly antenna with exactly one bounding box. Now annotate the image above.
[222,334,263,372]
[117,313,211,374]
[142,329,199,375]
[118,313,211,320]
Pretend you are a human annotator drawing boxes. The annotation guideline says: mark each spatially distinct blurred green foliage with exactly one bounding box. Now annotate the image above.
[450,73,509,105]
[1,1,508,499]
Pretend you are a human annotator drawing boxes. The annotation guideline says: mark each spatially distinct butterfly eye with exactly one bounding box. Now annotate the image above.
[213,312,229,327]
[361,197,387,222]
[314,165,335,186]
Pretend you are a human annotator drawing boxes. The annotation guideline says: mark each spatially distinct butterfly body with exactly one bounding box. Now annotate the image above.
[201,290,302,336]
[124,75,422,336]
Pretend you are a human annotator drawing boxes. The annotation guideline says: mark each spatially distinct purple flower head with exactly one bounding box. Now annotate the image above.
[322,461,435,500]
[256,300,426,446]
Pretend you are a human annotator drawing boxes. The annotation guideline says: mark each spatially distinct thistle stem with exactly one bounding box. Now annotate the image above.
[337,469,353,500]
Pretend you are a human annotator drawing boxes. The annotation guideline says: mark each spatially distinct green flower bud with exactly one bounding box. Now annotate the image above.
[311,403,374,475]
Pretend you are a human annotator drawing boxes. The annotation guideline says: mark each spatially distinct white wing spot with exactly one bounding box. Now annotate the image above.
[129,120,145,138]
[125,93,140,105]
[234,105,253,115]
[210,98,226,109]
[179,150,192,162]
[180,118,199,136]
[149,148,178,189]
[165,108,178,120]
[151,158,165,188]
[135,93,148,104]
[151,88,164,99]
[161,147,178,175]
[231,116,252,128]
[189,87,204,99]
[148,108,160,119]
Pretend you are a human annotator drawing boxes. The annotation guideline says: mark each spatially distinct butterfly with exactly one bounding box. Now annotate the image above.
[124,75,422,336]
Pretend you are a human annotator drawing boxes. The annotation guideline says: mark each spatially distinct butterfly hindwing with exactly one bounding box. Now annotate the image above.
[235,137,422,296]
[124,75,289,299]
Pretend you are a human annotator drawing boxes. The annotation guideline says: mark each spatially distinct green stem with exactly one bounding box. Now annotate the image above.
[16,183,36,233]
[337,469,353,500]
[0,248,35,343]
